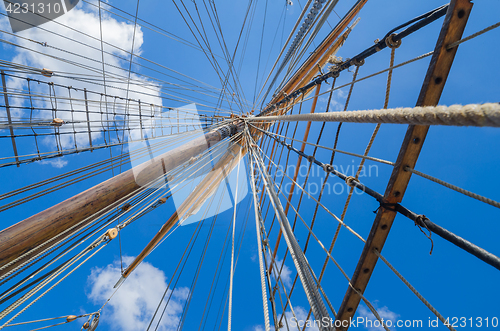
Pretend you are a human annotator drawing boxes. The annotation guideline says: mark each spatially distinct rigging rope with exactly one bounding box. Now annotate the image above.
[405,166,500,209]
[373,249,456,331]
[250,103,500,127]
[227,148,242,331]
[247,128,333,331]
[249,146,272,331]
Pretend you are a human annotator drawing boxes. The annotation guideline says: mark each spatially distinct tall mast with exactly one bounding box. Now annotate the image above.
[0,123,240,276]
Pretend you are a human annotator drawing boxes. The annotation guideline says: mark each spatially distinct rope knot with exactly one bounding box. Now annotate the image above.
[329,69,340,78]
[352,57,365,66]
[385,33,402,49]
[306,155,315,163]
[414,214,434,255]
[415,214,427,227]
[322,163,333,172]
[345,176,357,187]
[374,202,398,214]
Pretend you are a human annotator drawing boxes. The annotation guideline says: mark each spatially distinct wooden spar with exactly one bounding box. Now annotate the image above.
[0,125,237,277]
[267,0,368,107]
[117,138,246,283]
[334,0,473,328]
[248,1,367,148]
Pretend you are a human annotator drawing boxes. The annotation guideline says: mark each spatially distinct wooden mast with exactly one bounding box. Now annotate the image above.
[0,124,239,276]
[266,0,368,109]
[334,0,473,328]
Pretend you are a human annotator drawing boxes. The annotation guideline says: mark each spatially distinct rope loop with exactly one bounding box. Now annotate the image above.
[329,69,340,78]
[373,202,398,214]
[345,176,357,187]
[415,215,434,255]
[322,163,333,172]
[352,57,365,66]
[385,33,402,49]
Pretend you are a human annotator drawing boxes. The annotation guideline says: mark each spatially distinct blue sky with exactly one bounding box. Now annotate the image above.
[0,0,499,330]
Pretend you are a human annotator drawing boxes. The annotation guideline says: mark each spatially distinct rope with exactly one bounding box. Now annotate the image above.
[374,249,456,331]
[0,241,108,329]
[249,156,271,331]
[253,134,366,243]
[2,312,95,327]
[338,43,397,249]
[405,166,500,209]
[0,129,215,279]
[248,133,333,330]
[250,103,500,127]
[259,158,389,331]
[249,134,291,329]
[265,51,433,117]
[0,139,225,314]
[447,21,500,49]
[258,3,449,116]
[227,148,242,331]
[266,17,500,117]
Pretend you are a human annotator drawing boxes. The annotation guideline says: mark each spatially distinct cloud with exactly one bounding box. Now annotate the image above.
[357,304,399,331]
[39,158,68,168]
[87,257,189,331]
[318,89,347,112]
[265,252,292,288]
[0,2,162,154]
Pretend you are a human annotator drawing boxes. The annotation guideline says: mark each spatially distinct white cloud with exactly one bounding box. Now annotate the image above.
[87,257,189,331]
[0,2,162,155]
[357,304,399,331]
[318,89,347,112]
[39,158,68,168]
[251,253,257,262]
[266,252,292,288]
[277,258,292,288]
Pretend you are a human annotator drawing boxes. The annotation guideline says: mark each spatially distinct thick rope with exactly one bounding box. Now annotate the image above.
[249,157,271,331]
[374,249,456,331]
[250,103,500,127]
[248,135,333,330]
[405,166,500,209]
[227,148,242,331]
